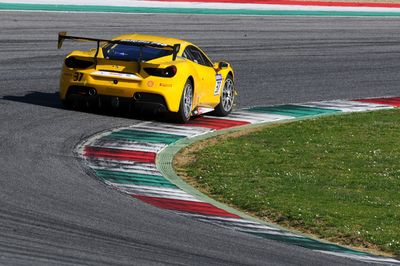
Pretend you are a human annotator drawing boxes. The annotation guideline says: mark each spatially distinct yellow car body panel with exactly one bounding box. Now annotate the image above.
[59,33,234,115]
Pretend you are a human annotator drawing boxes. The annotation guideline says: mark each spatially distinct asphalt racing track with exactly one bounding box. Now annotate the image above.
[1,11,400,265]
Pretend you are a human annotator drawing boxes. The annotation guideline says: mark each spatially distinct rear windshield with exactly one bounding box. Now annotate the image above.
[103,43,172,62]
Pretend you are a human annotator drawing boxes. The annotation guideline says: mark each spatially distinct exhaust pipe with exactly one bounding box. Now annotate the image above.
[88,88,97,96]
[133,93,142,100]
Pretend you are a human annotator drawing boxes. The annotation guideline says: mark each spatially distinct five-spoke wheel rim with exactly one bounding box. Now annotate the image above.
[222,78,234,112]
[183,82,193,119]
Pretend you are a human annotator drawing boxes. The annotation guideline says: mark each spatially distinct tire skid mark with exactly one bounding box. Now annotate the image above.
[77,96,400,264]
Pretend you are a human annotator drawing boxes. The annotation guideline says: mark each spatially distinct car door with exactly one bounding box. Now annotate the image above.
[183,46,219,107]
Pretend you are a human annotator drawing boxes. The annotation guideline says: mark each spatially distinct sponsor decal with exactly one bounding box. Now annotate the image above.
[91,71,142,81]
[214,74,223,96]
[147,80,154,87]
[121,40,168,47]
[160,83,173,87]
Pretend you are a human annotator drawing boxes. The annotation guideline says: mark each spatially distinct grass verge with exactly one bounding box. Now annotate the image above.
[175,109,400,257]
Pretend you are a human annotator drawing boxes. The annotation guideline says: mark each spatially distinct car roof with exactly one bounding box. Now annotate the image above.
[113,34,189,47]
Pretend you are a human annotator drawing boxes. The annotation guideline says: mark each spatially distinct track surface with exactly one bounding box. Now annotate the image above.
[1,11,400,265]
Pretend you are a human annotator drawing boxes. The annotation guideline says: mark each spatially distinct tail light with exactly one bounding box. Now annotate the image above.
[144,66,177,78]
[65,56,93,69]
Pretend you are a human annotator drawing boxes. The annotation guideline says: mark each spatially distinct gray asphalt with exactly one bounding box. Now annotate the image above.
[1,11,400,265]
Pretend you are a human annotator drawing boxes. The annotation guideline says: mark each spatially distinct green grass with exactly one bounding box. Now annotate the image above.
[183,109,400,256]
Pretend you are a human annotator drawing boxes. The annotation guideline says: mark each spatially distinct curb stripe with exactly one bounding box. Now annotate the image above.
[4,1,400,12]
[133,195,241,218]
[320,251,400,264]
[184,117,250,129]
[133,122,212,137]
[184,214,294,234]
[97,169,177,188]
[89,138,166,153]
[297,100,394,112]
[355,97,400,107]
[84,146,156,163]
[4,3,400,16]
[150,0,400,8]
[247,104,341,117]
[238,228,304,237]
[182,213,277,227]
[206,111,293,123]
[118,184,202,201]
[249,232,369,255]
[86,159,161,176]
[106,129,186,144]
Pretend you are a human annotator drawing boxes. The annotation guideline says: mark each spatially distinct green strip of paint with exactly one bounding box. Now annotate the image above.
[248,232,369,255]
[247,104,341,117]
[1,3,400,16]
[95,169,177,188]
[105,129,185,144]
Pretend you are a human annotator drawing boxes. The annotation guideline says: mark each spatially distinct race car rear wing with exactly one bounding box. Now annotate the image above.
[57,32,180,70]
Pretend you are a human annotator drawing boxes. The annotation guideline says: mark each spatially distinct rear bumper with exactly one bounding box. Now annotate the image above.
[63,86,169,113]
[59,68,183,112]
[132,92,168,112]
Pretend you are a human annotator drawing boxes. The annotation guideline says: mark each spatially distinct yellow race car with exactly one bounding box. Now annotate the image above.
[58,32,235,122]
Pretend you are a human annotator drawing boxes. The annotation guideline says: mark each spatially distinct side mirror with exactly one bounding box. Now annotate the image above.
[214,61,229,70]
[219,62,228,69]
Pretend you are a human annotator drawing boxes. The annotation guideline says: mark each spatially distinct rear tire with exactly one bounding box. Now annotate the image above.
[212,74,234,116]
[172,79,193,123]
[61,93,78,109]
[61,99,72,109]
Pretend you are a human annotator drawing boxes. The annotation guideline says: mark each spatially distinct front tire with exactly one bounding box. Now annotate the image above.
[213,74,234,116]
[173,79,193,123]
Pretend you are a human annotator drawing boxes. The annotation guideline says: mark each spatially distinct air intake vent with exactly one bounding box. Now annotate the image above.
[65,57,93,69]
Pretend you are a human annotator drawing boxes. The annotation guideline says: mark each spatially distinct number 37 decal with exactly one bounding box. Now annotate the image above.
[73,72,83,82]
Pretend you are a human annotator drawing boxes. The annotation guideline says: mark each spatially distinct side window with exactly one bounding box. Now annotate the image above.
[182,48,193,61]
[183,46,213,67]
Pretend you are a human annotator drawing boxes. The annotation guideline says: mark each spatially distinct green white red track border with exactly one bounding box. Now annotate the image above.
[76,96,400,264]
[2,0,400,16]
